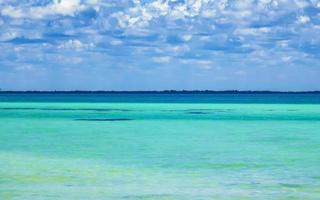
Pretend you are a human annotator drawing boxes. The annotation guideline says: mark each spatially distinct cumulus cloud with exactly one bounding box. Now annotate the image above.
[1,6,24,18]
[234,27,271,36]
[1,0,87,19]
[58,40,94,50]
[111,0,213,29]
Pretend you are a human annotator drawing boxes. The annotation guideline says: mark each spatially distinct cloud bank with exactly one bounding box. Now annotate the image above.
[0,0,320,90]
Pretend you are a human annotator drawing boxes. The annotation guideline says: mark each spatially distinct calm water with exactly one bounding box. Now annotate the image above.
[0,94,320,200]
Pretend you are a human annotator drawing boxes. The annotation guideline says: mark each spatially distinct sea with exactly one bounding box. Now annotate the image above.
[0,93,320,200]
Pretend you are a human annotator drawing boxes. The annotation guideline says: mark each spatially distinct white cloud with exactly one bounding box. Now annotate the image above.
[51,0,84,15]
[1,6,24,18]
[202,9,216,18]
[297,15,310,24]
[165,44,190,56]
[110,0,318,34]
[112,0,171,29]
[1,0,87,19]
[181,34,193,42]
[155,44,190,56]
[2,0,320,76]
[199,36,211,41]
[110,39,123,46]
[180,59,213,69]
[294,0,310,8]
[15,65,34,71]
[0,32,18,42]
[277,40,290,48]
[282,56,292,62]
[152,56,171,64]
[53,54,83,64]
[112,0,219,29]
[58,40,94,49]
[234,27,271,36]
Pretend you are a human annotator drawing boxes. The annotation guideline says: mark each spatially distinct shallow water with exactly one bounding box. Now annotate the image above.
[0,94,320,199]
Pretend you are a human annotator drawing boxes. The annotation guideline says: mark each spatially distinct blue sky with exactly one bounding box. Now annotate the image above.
[0,0,320,91]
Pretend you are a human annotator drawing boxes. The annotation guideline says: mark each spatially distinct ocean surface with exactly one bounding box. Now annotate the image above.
[0,93,320,200]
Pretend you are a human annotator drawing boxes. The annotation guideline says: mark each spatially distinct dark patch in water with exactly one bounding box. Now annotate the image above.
[191,109,234,113]
[187,111,209,114]
[75,118,133,121]
[185,109,215,111]
[185,109,234,112]
[42,108,130,112]
[0,107,36,110]
[265,109,275,112]
[64,184,74,187]
[264,109,298,112]
[165,108,234,113]
[313,176,320,180]
[0,107,130,112]
[41,108,78,111]
[287,109,298,112]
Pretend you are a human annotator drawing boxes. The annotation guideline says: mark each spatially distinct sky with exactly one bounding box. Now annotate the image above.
[0,0,320,91]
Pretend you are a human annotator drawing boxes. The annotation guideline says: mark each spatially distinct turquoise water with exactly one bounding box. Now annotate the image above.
[0,94,320,199]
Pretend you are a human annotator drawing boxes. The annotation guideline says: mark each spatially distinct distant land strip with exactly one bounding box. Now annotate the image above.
[0,90,320,94]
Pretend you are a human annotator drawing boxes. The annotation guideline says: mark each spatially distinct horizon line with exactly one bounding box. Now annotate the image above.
[1,90,320,94]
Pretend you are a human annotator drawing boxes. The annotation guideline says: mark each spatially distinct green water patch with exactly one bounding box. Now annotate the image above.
[184,163,266,170]
[277,183,320,194]
[313,176,320,180]
[279,183,305,189]
[0,189,17,200]
[0,173,73,184]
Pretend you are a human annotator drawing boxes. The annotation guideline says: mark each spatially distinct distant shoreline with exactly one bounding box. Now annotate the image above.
[1,90,320,94]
